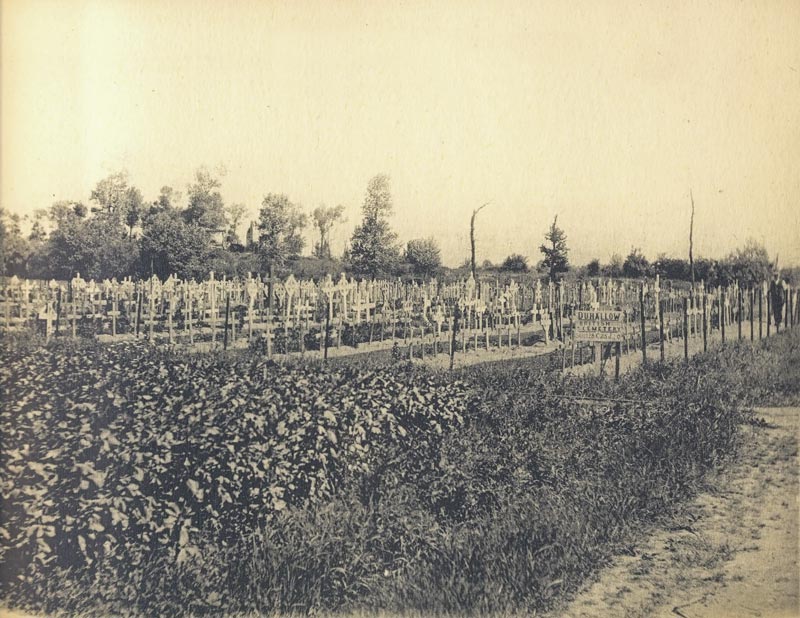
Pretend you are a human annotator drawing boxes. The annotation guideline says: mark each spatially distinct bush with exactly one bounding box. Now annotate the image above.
[2,328,797,616]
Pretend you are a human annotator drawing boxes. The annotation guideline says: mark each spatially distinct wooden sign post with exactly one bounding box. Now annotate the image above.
[574,309,626,378]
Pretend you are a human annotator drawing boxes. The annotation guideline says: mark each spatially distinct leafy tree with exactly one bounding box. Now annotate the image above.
[225,202,248,247]
[347,174,400,277]
[501,253,529,272]
[0,207,30,276]
[586,258,600,277]
[405,237,442,277]
[602,253,624,278]
[140,209,213,280]
[49,200,87,227]
[207,249,262,279]
[157,186,181,210]
[256,193,307,268]
[694,257,720,287]
[124,187,144,239]
[722,239,772,286]
[539,215,569,281]
[653,255,690,280]
[89,172,145,239]
[28,210,48,243]
[623,248,652,279]
[184,167,227,230]
[90,172,130,219]
[311,204,346,259]
[44,211,137,280]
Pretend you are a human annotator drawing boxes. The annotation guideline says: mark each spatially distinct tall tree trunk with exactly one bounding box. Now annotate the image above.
[470,202,489,280]
[689,189,695,284]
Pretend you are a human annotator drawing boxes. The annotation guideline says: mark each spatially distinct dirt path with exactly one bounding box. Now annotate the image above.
[551,406,799,618]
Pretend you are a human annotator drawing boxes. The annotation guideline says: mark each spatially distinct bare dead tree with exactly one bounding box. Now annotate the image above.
[470,202,490,280]
[689,189,695,284]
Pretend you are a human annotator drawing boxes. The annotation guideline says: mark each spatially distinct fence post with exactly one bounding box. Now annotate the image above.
[702,293,708,352]
[167,295,174,344]
[449,304,461,371]
[786,287,791,330]
[737,286,742,341]
[758,285,763,340]
[148,278,155,340]
[639,284,647,365]
[659,299,665,362]
[324,305,330,361]
[223,291,230,350]
[766,289,771,337]
[135,288,142,339]
[55,288,62,337]
[683,297,689,363]
[188,288,194,345]
[615,341,621,382]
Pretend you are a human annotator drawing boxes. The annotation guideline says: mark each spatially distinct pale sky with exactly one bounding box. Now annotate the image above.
[2,0,799,267]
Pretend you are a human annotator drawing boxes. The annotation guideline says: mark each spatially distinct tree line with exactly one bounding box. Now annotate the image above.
[0,168,790,286]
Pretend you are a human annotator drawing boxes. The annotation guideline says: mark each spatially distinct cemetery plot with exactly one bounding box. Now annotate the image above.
[2,273,797,372]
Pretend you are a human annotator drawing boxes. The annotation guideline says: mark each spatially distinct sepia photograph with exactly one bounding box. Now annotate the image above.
[1,1,799,617]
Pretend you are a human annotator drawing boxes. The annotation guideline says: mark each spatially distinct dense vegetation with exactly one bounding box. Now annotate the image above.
[1,167,792,286]
[1,329,798,616]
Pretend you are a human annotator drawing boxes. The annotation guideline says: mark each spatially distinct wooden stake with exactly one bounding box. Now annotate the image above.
[109,293,119,339]
[659,299,665,362]
[210,281,217,346]
[55,288,62,337]
[449,305,460,371]
[737,286,742,341]
[167,295,174,344]
[683,297,689,363]
[785,287,790,330]
[223,292,230,350]
[766,289,771,338]
[639,285,647,365]
[148,278,155,340]
[758,286,763,339]
[188,288,194,345]
[702,293,708,352]
[324,305,330,361]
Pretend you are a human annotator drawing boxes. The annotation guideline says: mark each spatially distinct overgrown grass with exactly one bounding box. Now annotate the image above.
[1,328,798,617]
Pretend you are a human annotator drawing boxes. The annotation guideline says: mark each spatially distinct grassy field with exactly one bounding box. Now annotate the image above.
[1,328,798,617]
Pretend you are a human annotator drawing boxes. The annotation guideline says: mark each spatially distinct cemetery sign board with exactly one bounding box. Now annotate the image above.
[574,309,625,342]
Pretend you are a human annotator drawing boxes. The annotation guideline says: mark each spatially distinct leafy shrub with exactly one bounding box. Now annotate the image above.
[0,340,467,614]
[1,328,797,616]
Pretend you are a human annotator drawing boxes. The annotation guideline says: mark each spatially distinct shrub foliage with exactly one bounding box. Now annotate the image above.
[1,329,797,616]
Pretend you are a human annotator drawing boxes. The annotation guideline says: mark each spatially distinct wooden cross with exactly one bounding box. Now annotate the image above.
[39,301,57,340]
[107,292,121,338]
